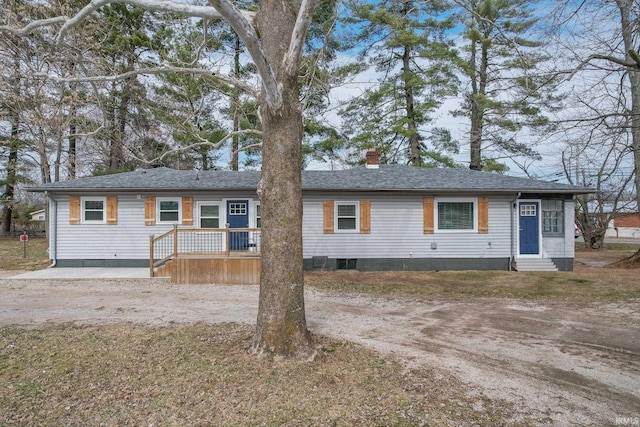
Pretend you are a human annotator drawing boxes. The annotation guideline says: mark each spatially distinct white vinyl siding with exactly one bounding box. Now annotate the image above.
[542,199,575,259]
[54,193,257,261]
[52,192,574,264]
[57,194,150,260]
[303,193,511,259]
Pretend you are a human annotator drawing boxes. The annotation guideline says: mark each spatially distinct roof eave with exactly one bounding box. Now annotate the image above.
[27,186,594,195]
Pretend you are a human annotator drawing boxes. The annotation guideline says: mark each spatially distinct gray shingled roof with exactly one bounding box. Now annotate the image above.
[27,165,592,194]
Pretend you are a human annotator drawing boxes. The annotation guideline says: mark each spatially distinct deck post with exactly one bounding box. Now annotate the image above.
[225,224,230,257]
[149,234,154,277]
[173,224,178,259]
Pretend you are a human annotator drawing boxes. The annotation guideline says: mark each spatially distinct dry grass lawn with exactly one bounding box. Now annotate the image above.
[0,237,49,271]
[1,239,638,426]
[306,263,640,302]
[1,324,517,426]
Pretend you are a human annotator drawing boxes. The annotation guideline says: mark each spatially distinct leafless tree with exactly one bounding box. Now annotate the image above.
[2,0,320,358]
[555,0,640,260]
[560,120,635,248]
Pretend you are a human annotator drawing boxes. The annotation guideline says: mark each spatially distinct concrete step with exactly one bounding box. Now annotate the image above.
[515,258,558,272]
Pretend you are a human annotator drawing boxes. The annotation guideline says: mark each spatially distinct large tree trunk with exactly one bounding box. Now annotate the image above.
[403,42,421,167]
[618,0,640,261]
[468,35,485,170]
[1,52,21,236]
[111,81,130,170]
[231,33,241,171]
[248,0,314,359]
[467,19,490,171]
[1,124,19,235]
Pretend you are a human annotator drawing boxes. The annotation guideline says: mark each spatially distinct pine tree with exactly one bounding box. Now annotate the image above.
[455,0,559,171]
[339,0,459,167]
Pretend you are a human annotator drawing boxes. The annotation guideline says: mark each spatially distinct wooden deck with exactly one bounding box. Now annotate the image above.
[164,256,260,285]
[150,227,261,284]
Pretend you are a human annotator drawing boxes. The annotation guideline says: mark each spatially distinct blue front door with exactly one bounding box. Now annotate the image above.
[227,200,249,250]
[519,202,539,255]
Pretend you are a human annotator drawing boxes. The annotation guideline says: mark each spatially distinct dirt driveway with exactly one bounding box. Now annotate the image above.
[1,276,639,426]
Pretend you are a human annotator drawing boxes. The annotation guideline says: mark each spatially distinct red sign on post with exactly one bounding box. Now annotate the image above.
[20,234,28,242]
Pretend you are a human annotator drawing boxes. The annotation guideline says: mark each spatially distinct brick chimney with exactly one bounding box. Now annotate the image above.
[365,149,380,169]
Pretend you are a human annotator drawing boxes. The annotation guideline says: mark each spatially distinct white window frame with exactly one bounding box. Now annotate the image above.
[228,201,247,216]
[81,196,106,224]
[434,197,478,233]
[335,201,360,233]
[541,199,564,236]
[197,202,222,229]
[157,197,182,224]
[253,201,261,228]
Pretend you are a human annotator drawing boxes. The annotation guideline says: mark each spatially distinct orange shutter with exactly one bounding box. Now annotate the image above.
[478,197,489,234]
[323,200,334,234]
[360,200,371,234]
[106,196,118,225]
[145,197,156,225]
[182,196,193,225]
[423,197,434,234]
[69,195,81,225]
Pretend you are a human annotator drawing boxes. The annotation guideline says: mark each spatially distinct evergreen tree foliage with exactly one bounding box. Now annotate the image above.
[339,0,460,167]
[454,0,560,170]
[90,3,163,173]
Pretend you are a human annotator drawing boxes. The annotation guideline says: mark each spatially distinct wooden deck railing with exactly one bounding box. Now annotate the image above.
[149,225,261,277]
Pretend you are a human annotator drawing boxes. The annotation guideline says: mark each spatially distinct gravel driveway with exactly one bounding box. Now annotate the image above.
[1,276,639,426]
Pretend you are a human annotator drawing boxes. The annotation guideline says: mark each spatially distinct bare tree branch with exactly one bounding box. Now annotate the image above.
[567,53,640,80]
[284,0,320,76]
[132,128,262,165]
[0,16,68,35]
[4,0,283,112]
[208,0,281,111]
[56,0,256,44]
[32,66,258,98]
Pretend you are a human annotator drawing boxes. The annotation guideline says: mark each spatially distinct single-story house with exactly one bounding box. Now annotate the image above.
[582,201,639,239]
[612,212,640,238]
[27,154,592,282]
[30,209,46,221]
[27,209,47,234]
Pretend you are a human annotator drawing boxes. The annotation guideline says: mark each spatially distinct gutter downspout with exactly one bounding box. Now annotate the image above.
[509,192,521,271]
[46,192,57,268]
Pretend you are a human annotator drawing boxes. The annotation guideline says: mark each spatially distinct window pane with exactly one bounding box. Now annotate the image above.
[160,211,179,222]
[201,205,219,217]
[229,203,246,215]
[160,201,179,211]
[201,218,219,228]
[520,205,536,216]
[85,211,103,221]
[542,200,563,235]
[438,202,474,230]
[85,200,104,210]
[256,204,261,228]
[338,217,356,230]
[337,205,356,217]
